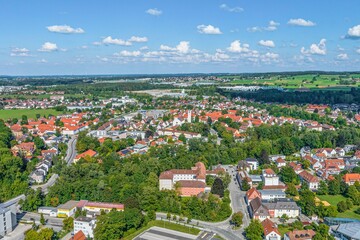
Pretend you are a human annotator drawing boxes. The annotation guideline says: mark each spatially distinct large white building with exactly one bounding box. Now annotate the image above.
[262,169,279,186]
[74,217,96,238]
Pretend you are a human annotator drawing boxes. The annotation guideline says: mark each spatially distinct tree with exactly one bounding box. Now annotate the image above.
[313,224,334,240]
[286,183,298,196]
[317,181,328,195]
[178,134,187,143]
[211,178,225,197]
[241,179,251,191]
[231,211,243,227]
[298,189,316,216]
[63,217,74,232]
[245,220,264,240]
[21,115,28,125]
[279,214,289,223]
[94,209,144,240]
[337,201,348,213]
[40,213,45,225]
[279,166,299,184]
[328,179,340,195]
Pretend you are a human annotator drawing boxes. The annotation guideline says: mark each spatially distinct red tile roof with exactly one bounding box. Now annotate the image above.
[261,218,280,236]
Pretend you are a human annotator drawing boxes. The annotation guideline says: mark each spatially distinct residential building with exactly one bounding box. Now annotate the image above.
[245,188,261,204]
[262,169,279,186]
[74,149,97,163]
[71,230,87,240]
[262,218,281,240]
[262,199,300,218]
[249,197,270,221]
[284,230,316,240]
[74,217,96,239]
[343,173,360,185]
[259,190,286,201]
[245,158,259,170]
[299,171,319,190]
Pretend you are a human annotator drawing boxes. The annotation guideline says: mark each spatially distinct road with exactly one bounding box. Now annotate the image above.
[65,136,77,166]
[156,165,250,240]
[19,212,63,230]
[30,174,59,194]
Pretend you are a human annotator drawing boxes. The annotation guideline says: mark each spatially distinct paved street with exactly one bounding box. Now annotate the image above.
[65,136,77,165]
[30,173,59,194]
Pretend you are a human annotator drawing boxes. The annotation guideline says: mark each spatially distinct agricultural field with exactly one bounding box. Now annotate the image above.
[222,74,360,89]
[0,109,61,120]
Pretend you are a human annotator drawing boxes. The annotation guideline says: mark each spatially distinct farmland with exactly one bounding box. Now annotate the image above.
[0,109,61,120]
[223,73,360,89]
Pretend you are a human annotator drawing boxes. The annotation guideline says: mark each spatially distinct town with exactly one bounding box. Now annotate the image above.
[0,78,360,240]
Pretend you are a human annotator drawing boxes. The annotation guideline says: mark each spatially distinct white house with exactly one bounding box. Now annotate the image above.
[74,217,96,238]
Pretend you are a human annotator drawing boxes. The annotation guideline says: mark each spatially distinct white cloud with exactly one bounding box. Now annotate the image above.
[93,41,102,46]
[116,50,142,57]
[146,8,162,16]
[258,40,275,48]
[227,40,250,53]
[197,25,222,34]
[248,20,280,32]
[347,25,360,38]
[288,18,316,27]
[38,42,58,52]
[219,4,243,13]
[11,48,30,57]
[301,39,326,55]
[260,52,280,63]
[160,41,193,54]
[356,48,360,54]
[337,53,348,60]
[128,36,148,42]
[102,36,132,46]
[47,25,85,34]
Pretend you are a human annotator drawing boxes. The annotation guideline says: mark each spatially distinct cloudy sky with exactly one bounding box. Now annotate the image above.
[1,0,360,75]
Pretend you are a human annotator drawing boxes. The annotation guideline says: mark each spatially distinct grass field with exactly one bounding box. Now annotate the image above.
[317,194,360,220]
[0,109,61,120]
[224,74,360,89]
[123,220,201,240]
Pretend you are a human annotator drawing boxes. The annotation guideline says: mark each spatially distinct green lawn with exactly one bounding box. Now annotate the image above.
[317,195,360,220]
[0,109,61,120]
[123,220,201,240]
[317,194,347,206]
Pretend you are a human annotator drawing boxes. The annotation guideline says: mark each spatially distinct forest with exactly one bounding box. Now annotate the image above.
[221,87,360,105]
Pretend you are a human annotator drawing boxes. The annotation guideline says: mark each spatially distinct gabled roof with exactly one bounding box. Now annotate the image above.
[261,218,280,236]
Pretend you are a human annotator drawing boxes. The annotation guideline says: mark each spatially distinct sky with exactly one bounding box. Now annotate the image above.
[1,0,360,75]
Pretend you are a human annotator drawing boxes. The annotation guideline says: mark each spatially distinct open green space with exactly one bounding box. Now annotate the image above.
[123,220,201,240]
[223,74,360,89]
[317,195,360,220]
[0,109,61,120]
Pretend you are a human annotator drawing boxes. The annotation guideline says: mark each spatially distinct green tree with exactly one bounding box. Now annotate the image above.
[241,179,251,191]
[245,220,264,240]
[279,166,299,184]
[63,217,74,232]
[211,178,225,197]
[286,183,299,196]
[40,213,45,225]
[337,201,348,213]
[317,181,328,195]
[231,211,243,227]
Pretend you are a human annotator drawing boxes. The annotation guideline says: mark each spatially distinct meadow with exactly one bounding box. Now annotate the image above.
[223,74,360,89]
[0,109,61,120]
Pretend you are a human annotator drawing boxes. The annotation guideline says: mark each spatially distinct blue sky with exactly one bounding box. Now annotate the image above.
[1,0,360,75]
